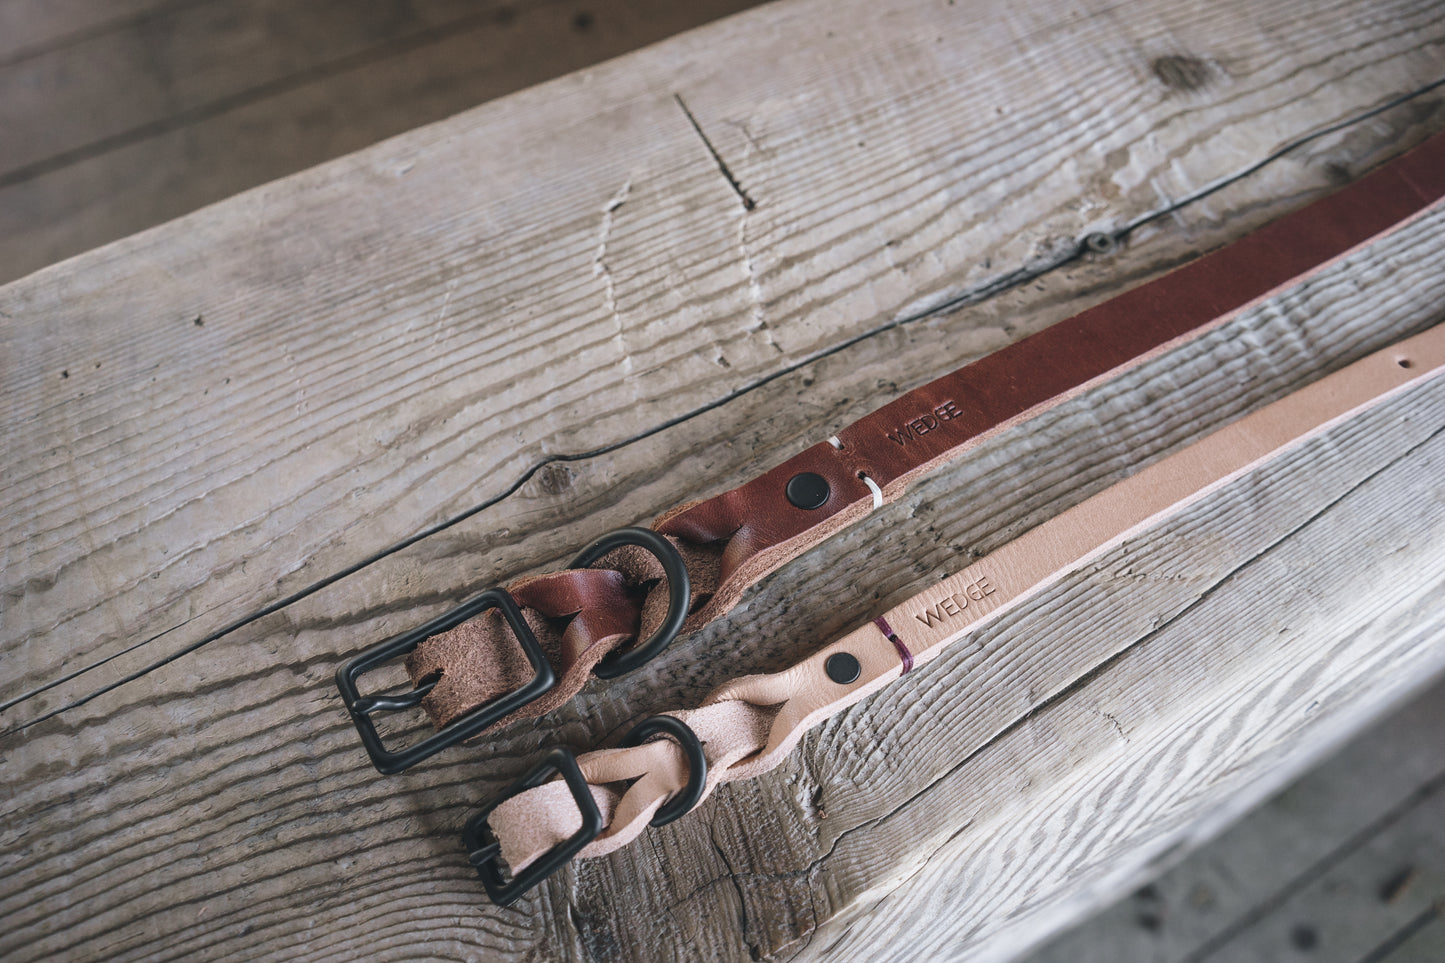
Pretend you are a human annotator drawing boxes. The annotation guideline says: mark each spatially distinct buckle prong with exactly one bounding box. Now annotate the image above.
[349,672,438,714]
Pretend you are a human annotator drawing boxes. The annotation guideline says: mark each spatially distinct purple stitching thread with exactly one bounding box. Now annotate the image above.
[873,615,913,674]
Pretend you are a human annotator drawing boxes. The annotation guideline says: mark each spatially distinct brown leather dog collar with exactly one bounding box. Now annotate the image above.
[337,131,1445,775]
[469,323,1445,904]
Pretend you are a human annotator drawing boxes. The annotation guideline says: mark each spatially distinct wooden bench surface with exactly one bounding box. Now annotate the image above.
[3,0,1444,959]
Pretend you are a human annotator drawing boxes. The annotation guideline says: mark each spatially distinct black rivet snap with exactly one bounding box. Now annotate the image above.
[824,652,861,685]
[786,472,831,510]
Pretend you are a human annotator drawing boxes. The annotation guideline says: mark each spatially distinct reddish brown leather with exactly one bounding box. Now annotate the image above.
[409,131,1445,732]
[406,567,645,727]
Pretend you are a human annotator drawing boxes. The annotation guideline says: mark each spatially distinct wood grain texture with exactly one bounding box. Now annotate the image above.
[0,0,767,284]
[1,0,1444,959]
[1026,677,1445,962]
[5,0,1442,727]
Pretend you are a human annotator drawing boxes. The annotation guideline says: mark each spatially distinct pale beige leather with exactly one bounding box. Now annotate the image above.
[489,325,1445,875]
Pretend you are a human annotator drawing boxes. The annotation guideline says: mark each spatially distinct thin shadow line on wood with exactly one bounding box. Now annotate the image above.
[2,75,1442,736]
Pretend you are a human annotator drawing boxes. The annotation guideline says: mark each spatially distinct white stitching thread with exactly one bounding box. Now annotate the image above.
[860,473,883,510]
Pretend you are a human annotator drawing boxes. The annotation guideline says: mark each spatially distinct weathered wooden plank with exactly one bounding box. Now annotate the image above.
[3,164,1443,961]
[1207,794,1445,963]
[4,0,1441,725]
[1025,677,1445,962]
[1152,779,1445,963]
[1,0,1444,959]
[0,0,501,175]
[12,295,1440,962]
[0,0,765,283]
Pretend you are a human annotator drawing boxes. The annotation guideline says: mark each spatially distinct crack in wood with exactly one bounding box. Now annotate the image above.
[709,824,761,960]
[674,94,757,211]
[593,179,636,374]
[1118,75,1445,242]
[1101,710,1130,743]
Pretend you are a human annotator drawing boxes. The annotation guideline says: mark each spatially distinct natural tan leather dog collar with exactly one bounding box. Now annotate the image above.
[337,131,1445,775]
[468,324,1445,904]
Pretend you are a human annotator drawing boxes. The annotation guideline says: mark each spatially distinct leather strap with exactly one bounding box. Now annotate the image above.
[409,132,1445,732]
[485,323,1445,873]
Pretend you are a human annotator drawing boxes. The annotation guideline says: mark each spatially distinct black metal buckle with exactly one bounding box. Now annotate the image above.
[336,527,687,774]
[618,715,708,826]
[460,718,705,904]
[572,527,691,679]
[335,588,554,775]
[463,748,603,906]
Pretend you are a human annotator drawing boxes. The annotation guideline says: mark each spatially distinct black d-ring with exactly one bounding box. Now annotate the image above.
[569,527,690,680]
[618,715,708,826]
